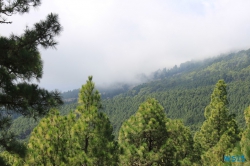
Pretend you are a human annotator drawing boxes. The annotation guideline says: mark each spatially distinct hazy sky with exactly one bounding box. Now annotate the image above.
[2,0,250,91]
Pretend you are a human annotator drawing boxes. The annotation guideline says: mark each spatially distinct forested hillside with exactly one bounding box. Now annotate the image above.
[102,49,250,134]
[3,76,250,165]
[10,49,250,141]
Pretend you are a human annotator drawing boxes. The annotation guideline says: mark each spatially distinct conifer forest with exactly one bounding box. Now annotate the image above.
[1,0,250,165]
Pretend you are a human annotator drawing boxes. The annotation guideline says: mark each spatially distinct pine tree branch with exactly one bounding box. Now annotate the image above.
[0,0,41,24]
[0,83,63,117]
[6,13,63,50]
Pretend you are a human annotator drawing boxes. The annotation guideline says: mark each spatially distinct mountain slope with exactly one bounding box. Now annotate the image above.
[102,49,250,134]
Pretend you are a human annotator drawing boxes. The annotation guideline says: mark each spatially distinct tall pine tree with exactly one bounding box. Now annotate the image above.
[194,80,240,165]
[73,76,118,166]
[0,0,63,160]
[77,76,102,112]
[26,109,83,166]
[118,98,169,165]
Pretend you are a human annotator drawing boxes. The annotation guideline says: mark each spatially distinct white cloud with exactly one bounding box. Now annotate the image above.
[2,0,250,91]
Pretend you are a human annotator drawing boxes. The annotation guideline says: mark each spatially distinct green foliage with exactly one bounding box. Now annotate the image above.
[60,82,132,101]
[194,80,240,165]
[8,102,78,142]
[10,49,250,143]
[3,77,250,165]
[118,98,169,165]
[78,76,102,111]
[3,48,250,165]
[3,76,118,165]
[118,98,194,165]
[26,109,81,165]
[0,0,63,160]
[102,49,250,137]
[74,76,118,165]
[0,150,25,166]
[73,106,118,165]
[24,76,117,165]
[240,106,250,165]
[165,120,195,165]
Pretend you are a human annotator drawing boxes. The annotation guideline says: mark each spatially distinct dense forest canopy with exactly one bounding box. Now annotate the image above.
[2,76,250,165]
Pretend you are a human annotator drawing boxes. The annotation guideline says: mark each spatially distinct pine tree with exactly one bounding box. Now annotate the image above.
[0,0,41,24]
[118,98,195,166]
[0,0,63,158]
[26,109,84,166]
[194,80,240,165]
[0,150,25,166]
[73,76,118,166]
[77,76,102,112]
[73,106,118,166]
[240,106,250,165]
[118,98,170,165]
[164,119,195,165]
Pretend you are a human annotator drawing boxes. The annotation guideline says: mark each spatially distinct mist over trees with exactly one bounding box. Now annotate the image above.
[5,50,250,160]
[1,0,250,165]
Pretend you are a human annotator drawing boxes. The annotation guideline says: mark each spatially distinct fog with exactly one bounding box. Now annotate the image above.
[2,0,250,91]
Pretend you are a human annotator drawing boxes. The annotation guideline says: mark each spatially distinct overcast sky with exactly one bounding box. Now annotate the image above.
[2,0,250,92]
